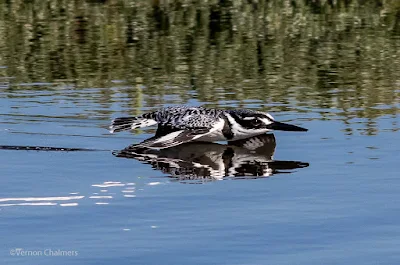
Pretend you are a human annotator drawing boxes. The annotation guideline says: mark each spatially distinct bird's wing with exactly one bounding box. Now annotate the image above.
[161,113,219,129]
[136,128,210,149]
[137,114,222,149]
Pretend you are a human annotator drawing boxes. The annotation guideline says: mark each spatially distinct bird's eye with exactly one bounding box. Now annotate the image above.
[251,119,262,126]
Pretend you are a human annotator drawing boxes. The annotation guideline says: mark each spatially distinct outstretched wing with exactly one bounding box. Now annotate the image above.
[136,114,223,149]
[136,128,210,149]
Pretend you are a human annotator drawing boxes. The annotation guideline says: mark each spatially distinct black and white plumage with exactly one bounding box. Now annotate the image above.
[110,106,307,149]
[114,134,309,180]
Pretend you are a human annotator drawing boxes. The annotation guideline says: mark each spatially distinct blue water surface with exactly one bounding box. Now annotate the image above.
[1,87,399,265]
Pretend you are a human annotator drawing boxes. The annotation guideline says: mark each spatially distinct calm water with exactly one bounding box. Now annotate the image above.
[1,1,400,265]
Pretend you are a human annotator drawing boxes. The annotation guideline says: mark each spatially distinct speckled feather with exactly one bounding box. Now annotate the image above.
[110,106,270,133]
[142,106,224,129]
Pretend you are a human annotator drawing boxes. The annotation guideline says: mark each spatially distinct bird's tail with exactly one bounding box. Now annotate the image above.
[109,115,157,133]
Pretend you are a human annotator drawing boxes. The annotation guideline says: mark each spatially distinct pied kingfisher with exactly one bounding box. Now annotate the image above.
[110,106,307,149]
[115,134,308,179]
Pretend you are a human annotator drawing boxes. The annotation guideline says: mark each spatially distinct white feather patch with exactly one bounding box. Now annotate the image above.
[131,119,157,129]
[153,130,184,144]
[261,118,273,126]
[195,118,225,142]
[225,113,270,141]
[265,113,274,121]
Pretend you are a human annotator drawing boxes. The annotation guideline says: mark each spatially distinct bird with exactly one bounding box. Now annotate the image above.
[109,106,307,149]
[114,134,309,180]
[113,133,309,179]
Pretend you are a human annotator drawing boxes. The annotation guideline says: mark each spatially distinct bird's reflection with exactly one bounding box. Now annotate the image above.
[114,134,309,182]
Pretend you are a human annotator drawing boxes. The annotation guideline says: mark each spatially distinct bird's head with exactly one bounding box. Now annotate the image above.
[225,109,307,139]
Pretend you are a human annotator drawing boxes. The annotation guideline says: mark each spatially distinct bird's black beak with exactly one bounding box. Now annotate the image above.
[267,121,308,132]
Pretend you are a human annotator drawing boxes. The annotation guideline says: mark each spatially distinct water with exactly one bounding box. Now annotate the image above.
[1,1,400,264]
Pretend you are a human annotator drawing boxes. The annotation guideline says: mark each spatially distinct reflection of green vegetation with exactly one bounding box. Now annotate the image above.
[0,0,399,133]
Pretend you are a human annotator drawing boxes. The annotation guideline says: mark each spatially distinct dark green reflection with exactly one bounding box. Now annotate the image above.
[0,0,399,134]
